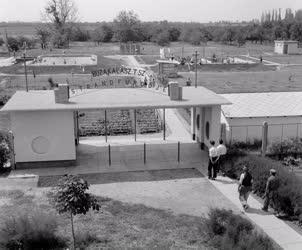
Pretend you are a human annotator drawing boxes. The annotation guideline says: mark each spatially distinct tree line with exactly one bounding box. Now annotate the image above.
[1,2,302,51]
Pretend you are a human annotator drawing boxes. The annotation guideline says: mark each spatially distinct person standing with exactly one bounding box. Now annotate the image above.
[208,141,218,180]
[216,139,227,175]
[262,169,278,212]
[186,78,192,86]
[238,165,253,210]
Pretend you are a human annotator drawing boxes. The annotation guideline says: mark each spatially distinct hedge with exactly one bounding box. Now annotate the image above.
[223,154,302,220]
[203,208,277,250]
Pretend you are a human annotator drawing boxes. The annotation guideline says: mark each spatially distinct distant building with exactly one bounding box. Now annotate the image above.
[221,92,302,144]
[274,40,299,55]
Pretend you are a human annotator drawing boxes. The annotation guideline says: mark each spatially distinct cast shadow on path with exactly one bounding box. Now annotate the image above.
[245,207,274,216]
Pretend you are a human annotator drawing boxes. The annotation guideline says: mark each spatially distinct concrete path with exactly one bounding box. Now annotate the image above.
[202,173,302,250]
[159,108,192,141]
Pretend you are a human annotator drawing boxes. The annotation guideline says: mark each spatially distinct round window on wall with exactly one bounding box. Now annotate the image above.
[31,136,50,154]
[206,122,210,140]
[196,114,200,130]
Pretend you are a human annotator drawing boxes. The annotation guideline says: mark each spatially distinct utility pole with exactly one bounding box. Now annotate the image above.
[23,53,28,92]
[193,51,199,88]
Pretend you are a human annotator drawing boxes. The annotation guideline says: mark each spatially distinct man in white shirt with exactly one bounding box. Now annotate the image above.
[216,139,227,176]
[208,140,218,180]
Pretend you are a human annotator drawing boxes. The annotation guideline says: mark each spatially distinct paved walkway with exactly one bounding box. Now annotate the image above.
[199,171,302,250]
[161,108,192,141]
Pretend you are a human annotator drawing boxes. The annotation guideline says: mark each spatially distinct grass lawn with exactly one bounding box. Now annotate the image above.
[0,188,212,249]
[176,66,302,94]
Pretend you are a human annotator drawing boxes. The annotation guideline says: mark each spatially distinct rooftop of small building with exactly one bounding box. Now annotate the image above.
[221,91,302,118]
[1,86,231,112]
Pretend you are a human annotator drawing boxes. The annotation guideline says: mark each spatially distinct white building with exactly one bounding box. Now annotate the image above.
[1,85,230,168]
[274,40,299,55]
[221,92,302,144]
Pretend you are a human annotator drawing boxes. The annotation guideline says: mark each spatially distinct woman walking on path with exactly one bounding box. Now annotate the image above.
[238,165,253,210]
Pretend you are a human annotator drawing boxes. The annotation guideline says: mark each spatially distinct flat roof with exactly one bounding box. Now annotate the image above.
[221,92,302,118]
[1,87,231,112]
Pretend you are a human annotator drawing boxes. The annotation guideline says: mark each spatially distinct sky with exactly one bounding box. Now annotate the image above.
[0,0,301,23]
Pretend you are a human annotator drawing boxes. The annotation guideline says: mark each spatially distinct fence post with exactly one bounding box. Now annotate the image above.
[177,141,180,163]
[143,143,146,164]
[221,123,226,144]
[261,122,268,156]
[105,110,108,143]
[108,144,111,166]
[8,131,16,170]
[246,126,249,144]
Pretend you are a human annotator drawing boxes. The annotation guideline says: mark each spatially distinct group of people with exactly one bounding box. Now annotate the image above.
[207,139,279,213]
[238,166,278,212]
[208,139,227,180]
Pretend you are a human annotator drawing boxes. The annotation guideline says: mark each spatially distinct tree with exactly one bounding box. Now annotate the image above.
[221,28,236,45]
[69,26,90,41]
[168,27,181,41]
[44,0,78,48]
[7,37,20,51]
[295,9,302,22]
[51,175,100,250]
[92,24,114,45]
[154,31,170,46]
[36,26,51,49]
[234,28,247,47]
[290,22,302,42]
[113,10,141,42]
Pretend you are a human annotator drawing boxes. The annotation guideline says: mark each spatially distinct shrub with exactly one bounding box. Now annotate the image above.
[0,131,12,171]
[153,31,170,46]
[0,210,67,249]
[222,144,247,179]
[76,230,100,250]
[229,155,302,217]
[268,138,302,159]
[203,208,275,250]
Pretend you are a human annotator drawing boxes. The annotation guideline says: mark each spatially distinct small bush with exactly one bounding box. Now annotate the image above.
[203,208,276,250]
[0,210,67,250]
[222,144,247,179]
[76,230,100,250]
[0,131,12,172]
[269,138,302,159]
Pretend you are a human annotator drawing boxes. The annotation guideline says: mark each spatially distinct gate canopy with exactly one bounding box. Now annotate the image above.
[1,87,231,112]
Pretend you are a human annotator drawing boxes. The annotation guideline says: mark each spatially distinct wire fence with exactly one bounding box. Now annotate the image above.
[227,122,302,150]
[76,141,202,168]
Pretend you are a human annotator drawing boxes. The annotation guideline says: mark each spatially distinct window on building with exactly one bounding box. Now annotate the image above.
[196,114,200,129]
[206,121,210,140]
